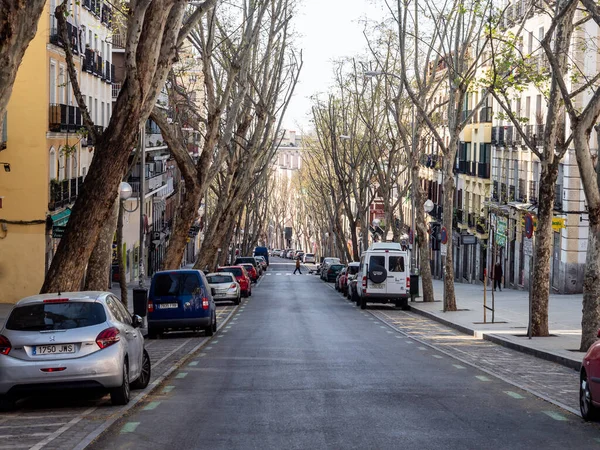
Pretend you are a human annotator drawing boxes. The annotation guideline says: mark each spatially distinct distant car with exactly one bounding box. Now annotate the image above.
[240,263,259,283]
[320,257,341,280]
[234,257,260,270]
[217,266,251,297]
[303,253,316,263]
[325,264,344,282]
[580,330,600,420]
[253,246,269,265]
[148,270,217,338]
[206,272,241,305]
[286,250,295,259]
[335,267,347,291]
[296,252,305,261]
[0,292,150,410]
[345,262,361,299]
[255,256,268,272]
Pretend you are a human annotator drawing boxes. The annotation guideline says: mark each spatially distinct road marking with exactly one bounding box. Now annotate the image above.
[0,433,52,439]
[0,423,67,430]
[386,331,393,334]
[143,401,161,411]
[212,340,219,344]
[418,346,427,350]
[267,273,272,276]
[542,411,568,421]
[188,361,198,366]
[276,273,281,275]
[505,391,524,399]
[162,386,175,393]
[405,340,414,344]
[153,338,194,367]
[453,364,466,369]
[28,406,96,450]
[120,422,140,434]
[221,330,228,334]
[176,372,188,379]
[379,326,386,329]
[198,353,207,357]
[432,355,442,359]
[476,375,491,382]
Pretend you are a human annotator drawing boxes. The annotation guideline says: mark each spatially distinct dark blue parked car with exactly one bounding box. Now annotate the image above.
[253,246,269,265]
[147,270,217,339]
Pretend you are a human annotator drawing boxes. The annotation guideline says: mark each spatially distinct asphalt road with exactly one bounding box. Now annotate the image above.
[90,258,600,449]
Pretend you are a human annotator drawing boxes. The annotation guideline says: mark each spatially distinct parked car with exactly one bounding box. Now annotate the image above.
[286,250,295,259]
[296,252,305,261]
[325,264,345,282]
[217,266,251,297]
[255,256,268,272]
[580,330,600,420]
[234,257,260,271]
[335,267,347,291]
[270,249,280,257]
[206,272,241,305]
[253,246,270,265]
[0,292,151,410]
[356,242,410,310]
[293,250,304,259]
[345,262,361,299]
[148,269,217,338]
[303,253,316,264]
[320,257,341,280]
[240,263,259,283]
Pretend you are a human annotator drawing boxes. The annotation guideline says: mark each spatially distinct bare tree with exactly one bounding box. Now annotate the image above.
[0,0,46,138]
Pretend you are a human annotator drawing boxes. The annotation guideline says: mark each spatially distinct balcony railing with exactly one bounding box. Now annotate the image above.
[479,106,492,123]
[554,184,563,210]
[477,162,490,179]
[50,19,79,55]
[529,180,538,204]
[492,181,499,202]
[509,185,516,202]
[104,63,111,82]
[456,209,464,225]
[476,218,487,235]
[96,55,104,77]
[1,113,6,150]
[491,126,505,146]
[504,126,514,146]
[500,183,507,204]
[112,32,126,49]
[101,3,113,26]
[112,83,122,99]
[128,173,167,195]
[526,124,544,147]
[49,176,84,211]
[49,104,82,133]
[458,160,468,174]
[517,179,526,202]
[84,48,95,73]
[468,212,475,229]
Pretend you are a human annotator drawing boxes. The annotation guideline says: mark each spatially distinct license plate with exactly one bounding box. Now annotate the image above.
[214,293,225,298]
[33,344,75,355]
[159,303,178,309]
[369,284,384,289]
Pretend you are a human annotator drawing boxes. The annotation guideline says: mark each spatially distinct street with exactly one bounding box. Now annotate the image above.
[88,258,600,449]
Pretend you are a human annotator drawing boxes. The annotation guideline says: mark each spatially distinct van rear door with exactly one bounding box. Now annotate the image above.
[386,254,407,296]
[367,254,387,294]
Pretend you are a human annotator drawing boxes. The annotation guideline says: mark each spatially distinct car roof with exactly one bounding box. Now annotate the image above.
[348,262,360,267]
[153,269,202,275]
[207,272,234,277]
[368,242,403,251]
[15,291,108,306]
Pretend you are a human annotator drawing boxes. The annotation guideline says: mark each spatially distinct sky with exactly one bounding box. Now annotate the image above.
[282,0,389,134]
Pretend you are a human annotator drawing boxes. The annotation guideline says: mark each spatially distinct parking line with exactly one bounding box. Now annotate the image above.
[505,391,524,399]
[0,433,52,440]
[453,364,466,369]
[143,401,161,411]
[120,422,140,433]
[188,361,199,366]
[162,386,175,393]
[175,372,188,379]
[0,423,67,430]
[418,346,427,350]
[476,375,491,382]
[432,355,442,359]
[542,411,568,421]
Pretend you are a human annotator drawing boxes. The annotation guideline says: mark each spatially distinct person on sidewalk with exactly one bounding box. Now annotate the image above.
[293,257,302,275]
[493,260,503,292]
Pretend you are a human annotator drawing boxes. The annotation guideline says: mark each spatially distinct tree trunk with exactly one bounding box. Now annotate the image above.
[413,163,434,302]
[349,220,359,261]
[442,151,457,311]
[530,165,557,337]
[116,200,128,306]
[0,1,46,137]
[84,196,119,290]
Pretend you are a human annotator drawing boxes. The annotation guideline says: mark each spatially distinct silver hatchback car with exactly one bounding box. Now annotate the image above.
[0,292,151,410]
[206,272,241,305]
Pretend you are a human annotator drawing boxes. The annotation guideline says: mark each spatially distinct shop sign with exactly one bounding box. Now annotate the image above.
[496,217,507,247]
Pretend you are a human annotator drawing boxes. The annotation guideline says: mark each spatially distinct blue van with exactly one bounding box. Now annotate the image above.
[148,270,217,338]
[253,246,269,265]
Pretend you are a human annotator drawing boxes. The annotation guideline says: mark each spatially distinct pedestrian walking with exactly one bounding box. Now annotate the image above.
[293,257,302,275]
[493,260,503,292]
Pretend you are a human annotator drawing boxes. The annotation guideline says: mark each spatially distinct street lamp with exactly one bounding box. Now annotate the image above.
[119,182,133,200]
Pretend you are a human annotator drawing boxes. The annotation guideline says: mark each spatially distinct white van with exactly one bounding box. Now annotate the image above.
[356,242,410,310]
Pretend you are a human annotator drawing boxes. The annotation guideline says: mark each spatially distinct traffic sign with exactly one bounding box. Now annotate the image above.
[440,226,448,245]
[524,213,534,239]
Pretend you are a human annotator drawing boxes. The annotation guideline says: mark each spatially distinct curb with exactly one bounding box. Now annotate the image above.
[73,302,241,450]
[408,305,581,372]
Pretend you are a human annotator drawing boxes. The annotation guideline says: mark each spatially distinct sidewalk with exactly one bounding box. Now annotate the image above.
[410,279,585,370]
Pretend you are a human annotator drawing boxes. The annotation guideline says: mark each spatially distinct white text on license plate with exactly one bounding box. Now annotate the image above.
[34,344,75,355]
[159,303,178,309]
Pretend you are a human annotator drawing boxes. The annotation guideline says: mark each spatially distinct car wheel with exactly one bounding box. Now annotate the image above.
[360,296,367,310]
[205,314,215,336]
[581,370,598,421]
[235,294,241,305]
[110,360,131,406]
[212,314,218,332]
[0,395,15,412]
[131,350,151,390]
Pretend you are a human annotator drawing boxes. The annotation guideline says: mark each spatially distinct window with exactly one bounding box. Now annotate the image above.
[528,31,533,54]
[59,148,65,180]
[113,297,132,325]
[207,275,234,284]
[369,255,385,268]
[65,154,71,179]
[101,102,105,127]
[89,30,92,48]
[58,65,66,104]
[49,147,57,180]
[389,256,405,273]
[49,61,57,104]
[538,27,544,43]
[6,302,106,331]
[94,98,98,123]
[106,297,127,324]
[525,96,531,120]
[81,25,86,47]
[153,273,202,296]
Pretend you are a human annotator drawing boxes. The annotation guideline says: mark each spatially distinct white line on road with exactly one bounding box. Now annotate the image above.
[432,355,442,359]
[28,407,96,450]
[0,433,52,440]
[153,338,194,367]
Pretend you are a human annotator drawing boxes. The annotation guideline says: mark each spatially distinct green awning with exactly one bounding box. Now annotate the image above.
[51,208,71,227]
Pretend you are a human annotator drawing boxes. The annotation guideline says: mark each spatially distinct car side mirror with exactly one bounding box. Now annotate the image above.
[211,287,216,296]
[132,314,143,328]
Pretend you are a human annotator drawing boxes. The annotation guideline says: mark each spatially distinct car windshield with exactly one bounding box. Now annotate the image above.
[207,275,233,284]
[241,264,254,271]
[330,265,344,271]
[219,268,243,277]
[6,301,107,331]
[153,273,202,296]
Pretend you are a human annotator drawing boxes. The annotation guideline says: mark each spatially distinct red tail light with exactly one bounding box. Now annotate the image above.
[40,367,66,372]
[148,301,154,313]
[362,276,367,289]
[96,327,120,349]
[202,297,209,310]
[43,298,69,303]
[406,276,411,288]
[0,335,11,355]
[230,283,237,289]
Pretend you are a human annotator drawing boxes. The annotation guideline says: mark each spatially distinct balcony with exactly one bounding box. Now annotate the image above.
[48,176,84,211]
[492,181,499,202]
[504,126,514,146]
[491,126,505,146]
[1,113,6,150]
[476,218,487,235]
[101,3,113,26]
[517,179,526,202]
[479,106,492,123]
[554,184,563,210]
[456,209,464,225]
[83,0,91,9]
[104,63,111,83]
[500,183,507,204]
[96,56,104,78]
[50,20,79,55]
[112,32,126,50]
[477,162,490,178]
[83,48,95,73]
[526,124,544,147]
[468,212,475,229]
[128,172,167,196]
[509,185,516,202]
[458,160,468,174]
[112,83,122,99]
[49,104,82,133]
[529,180,538,204]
